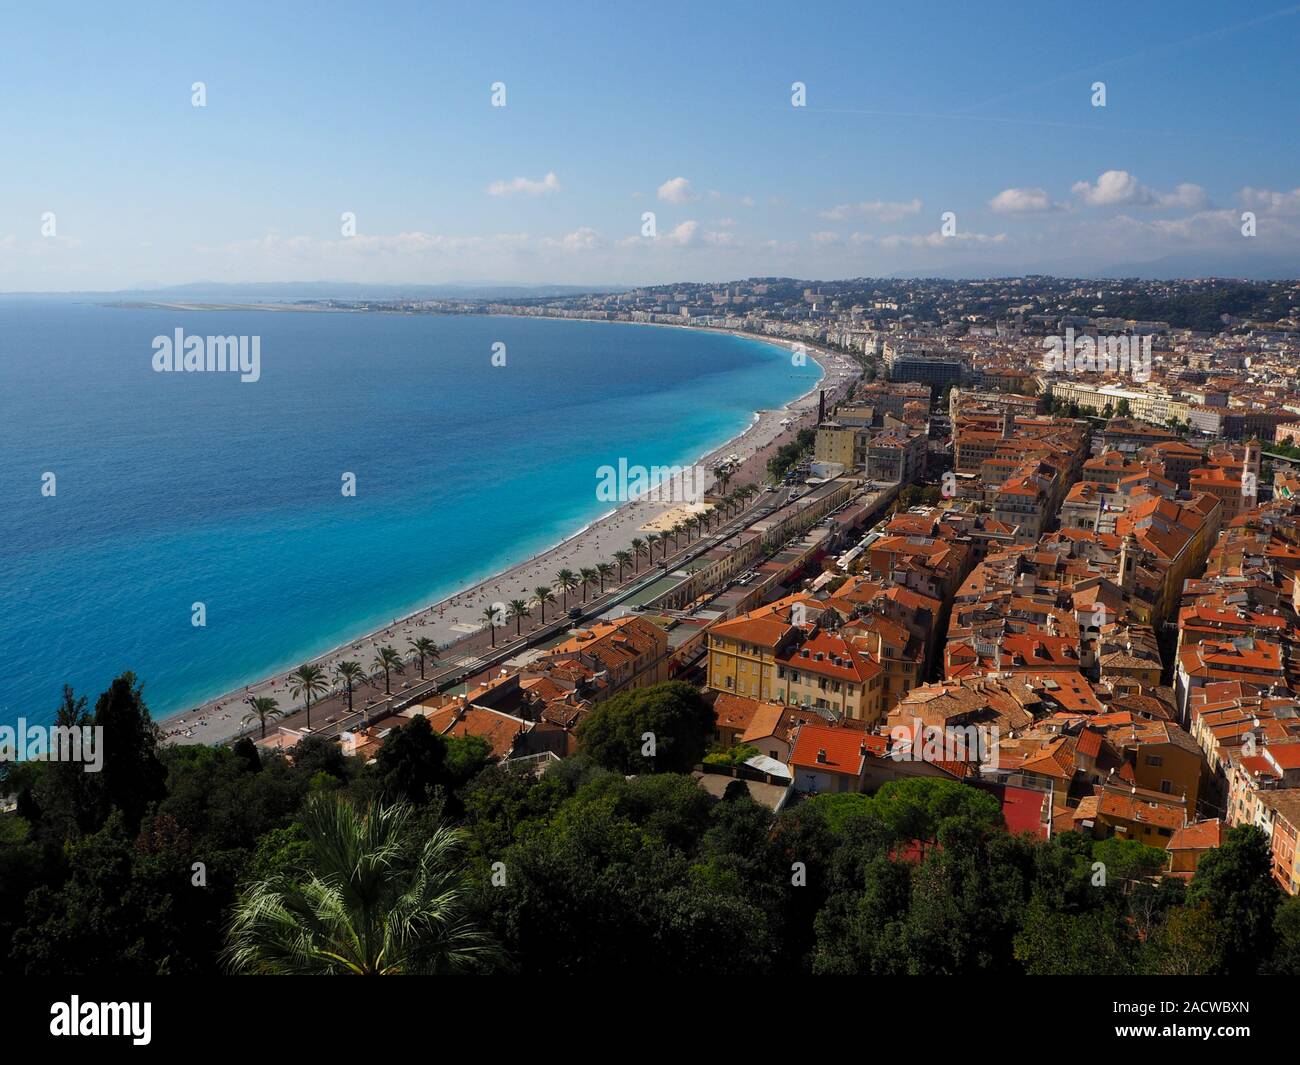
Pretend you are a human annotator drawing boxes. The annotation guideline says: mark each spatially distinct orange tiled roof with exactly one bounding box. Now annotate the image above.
[789,722,869,775]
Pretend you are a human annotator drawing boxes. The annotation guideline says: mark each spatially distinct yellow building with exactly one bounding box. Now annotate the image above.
[706,614,793,702]
[814,423,864,469]
[706,605,888,724]
[775,631,885,723]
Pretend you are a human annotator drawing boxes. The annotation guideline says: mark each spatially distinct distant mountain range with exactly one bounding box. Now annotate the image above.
[6,263,1296,302]
[2,281,625,300]
[889,250,1300,282]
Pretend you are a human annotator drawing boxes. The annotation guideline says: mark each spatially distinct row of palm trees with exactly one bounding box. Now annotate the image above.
[243,484,764,738]
[242,635,443,737]
[476,484,762,648]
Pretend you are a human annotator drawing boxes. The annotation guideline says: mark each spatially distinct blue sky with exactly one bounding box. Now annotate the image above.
[1,0,1298,289]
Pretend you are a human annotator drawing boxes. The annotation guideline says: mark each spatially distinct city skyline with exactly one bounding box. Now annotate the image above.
[2,0,1299,291]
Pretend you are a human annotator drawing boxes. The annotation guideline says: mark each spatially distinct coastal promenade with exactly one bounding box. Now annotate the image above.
[163,337,859,746]
[206,478,806,748]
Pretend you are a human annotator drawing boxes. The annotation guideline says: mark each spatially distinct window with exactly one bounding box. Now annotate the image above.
[1145,754,1163,767]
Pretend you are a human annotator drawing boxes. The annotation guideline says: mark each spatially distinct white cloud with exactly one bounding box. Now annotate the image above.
[1071,170,1207,210]
[1072,170,1151,206]
[879,230,1007,249]
[1158,183,1210,210]
[989,187,1059,214]
[810,231,842,244]
[1107,208,1243,243]
[820,198,922,223]
[487,171,561,197]
[667,219,699,244]
[657,177,697,204]
[1240,186,1300,214]
[542,226,602,252]
[614,219,732,251]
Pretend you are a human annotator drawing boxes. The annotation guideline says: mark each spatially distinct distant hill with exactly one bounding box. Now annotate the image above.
[887,251,1300,283]
[3,281,625,300]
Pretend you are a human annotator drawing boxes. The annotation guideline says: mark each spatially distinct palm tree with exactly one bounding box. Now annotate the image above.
[507,599,531,635]
[613,550,632,581]
[243,696,283,739]
[533,585,556,623]
[480,605,501,647]
[335,661,366,714]
[408,637,438,680]
[630,538,646,571]
[685,516,700,542]
[289,664,330,730]
[223,796,501,975]
[669,522,684,550]
[372,646,405,696]
[579,567,597,602]
[713,463,733,494]
[646,532,661,561]
[596,561,615,592]
[554,568,579,608]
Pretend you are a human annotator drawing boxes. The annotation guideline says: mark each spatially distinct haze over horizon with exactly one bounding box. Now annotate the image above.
[2,0,1299,290]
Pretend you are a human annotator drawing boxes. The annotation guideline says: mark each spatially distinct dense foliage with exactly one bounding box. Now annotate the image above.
[768,427,818,481]
[2,675,1296,976]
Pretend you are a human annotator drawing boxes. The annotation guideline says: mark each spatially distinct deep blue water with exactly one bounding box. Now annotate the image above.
[0,301,819,725]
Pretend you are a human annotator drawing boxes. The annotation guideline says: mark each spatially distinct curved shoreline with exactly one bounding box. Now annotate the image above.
[162,319,859,745]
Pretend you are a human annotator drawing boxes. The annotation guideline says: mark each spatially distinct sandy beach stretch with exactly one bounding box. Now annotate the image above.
[162,330,859,746]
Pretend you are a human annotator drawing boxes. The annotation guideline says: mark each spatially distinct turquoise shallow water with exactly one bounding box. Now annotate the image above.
[0,302,820,725]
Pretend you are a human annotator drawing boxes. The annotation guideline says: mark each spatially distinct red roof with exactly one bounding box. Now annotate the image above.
[788,723,868,776]
[998,785,1050,839]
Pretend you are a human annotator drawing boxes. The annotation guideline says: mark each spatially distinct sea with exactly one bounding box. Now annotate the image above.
[0,299,821,726]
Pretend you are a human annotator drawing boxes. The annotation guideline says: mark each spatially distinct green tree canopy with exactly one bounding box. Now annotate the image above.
[576,681,716,774]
